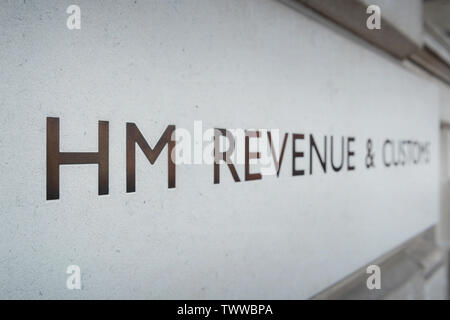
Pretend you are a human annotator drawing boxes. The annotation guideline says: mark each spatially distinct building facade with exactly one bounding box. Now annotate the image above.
[1,0,450,299]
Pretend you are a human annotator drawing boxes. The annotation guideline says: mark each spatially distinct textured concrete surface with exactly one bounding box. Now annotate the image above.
[361,0,424,45]
[313,227,448,300]
[424,265,447,300]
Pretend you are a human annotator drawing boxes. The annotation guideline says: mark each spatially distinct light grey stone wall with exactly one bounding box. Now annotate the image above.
[312,227,448,300]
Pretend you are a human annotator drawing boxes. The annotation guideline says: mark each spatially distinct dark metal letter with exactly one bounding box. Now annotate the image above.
[292,133,305,176]
[126,123,176,192]
[214,128,240,184]
[245,130,262,181]
[310,134,327,174]
[267,131,288,177]
[46,117,109,200]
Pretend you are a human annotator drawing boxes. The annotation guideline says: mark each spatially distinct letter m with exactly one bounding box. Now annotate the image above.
[126,123,176,192]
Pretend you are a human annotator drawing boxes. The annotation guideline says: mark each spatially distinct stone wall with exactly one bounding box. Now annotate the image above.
[312,227,448,299]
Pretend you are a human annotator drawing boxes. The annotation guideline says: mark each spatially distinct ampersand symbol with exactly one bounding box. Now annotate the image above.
[366,139,375,168]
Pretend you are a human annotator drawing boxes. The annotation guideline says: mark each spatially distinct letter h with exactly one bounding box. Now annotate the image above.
[46,117,109,200]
